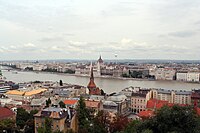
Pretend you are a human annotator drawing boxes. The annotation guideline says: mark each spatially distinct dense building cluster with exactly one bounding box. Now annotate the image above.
[1,57,200,83]
[0,64,200,133]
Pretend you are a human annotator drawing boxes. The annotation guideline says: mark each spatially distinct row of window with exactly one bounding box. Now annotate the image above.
[131,99,146,103]
[131,105,146,109]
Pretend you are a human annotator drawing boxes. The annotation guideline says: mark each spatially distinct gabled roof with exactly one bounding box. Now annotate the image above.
[147,99,169,109]
[138,110,154,118]
[85,100,100,108]
[35,107,68,119]
[0,107,15,120]
[31,97,47,106]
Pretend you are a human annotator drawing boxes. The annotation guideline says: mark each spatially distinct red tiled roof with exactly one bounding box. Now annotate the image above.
[138,110,154,118]
[87,80,96,89]
[63,100,78,105]
[147,99,188,109]
[195,107,200,116]
[192,93,200,99]
[85,100,100,108]
[0,107,15,120]
[147,99,168,109]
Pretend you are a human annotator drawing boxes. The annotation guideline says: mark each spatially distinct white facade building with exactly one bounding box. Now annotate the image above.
[187,72,200,82]
[176,72,188,81]
[154,68,176,80]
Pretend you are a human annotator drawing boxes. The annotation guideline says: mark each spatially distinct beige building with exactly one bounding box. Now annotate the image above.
[154,68,176,80]
[152,89,173,103]
[173,90,191,105]
[34,107,73,133]
[151,89,192,105]
[131,89,151,113]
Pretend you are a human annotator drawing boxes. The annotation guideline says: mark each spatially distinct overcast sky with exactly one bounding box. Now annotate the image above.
[0,0,200,60]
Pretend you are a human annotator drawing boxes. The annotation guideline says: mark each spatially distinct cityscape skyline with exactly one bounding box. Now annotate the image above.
[0,0,200,60]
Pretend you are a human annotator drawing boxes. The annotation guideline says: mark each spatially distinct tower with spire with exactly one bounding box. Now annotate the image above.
[97,55,103,64]
[96,55,104,76]
[87,66,101,95]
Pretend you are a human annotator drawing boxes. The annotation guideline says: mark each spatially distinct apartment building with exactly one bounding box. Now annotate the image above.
[152,89,173,103]
[173,90,191,105]
[106,94,128,114]
[152,89,192,105]
[176,72,188,81]
[154,68,176,80]
[187,72,200,82]
[34,107,74,133]
[131,89,151,113]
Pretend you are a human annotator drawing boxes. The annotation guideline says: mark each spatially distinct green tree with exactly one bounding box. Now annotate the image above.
[101,89,106,96]
[65,69,75,74]
[90,111,110,133]
[121,73,129,78]
[37,118,52,133]
[46,98,52,107]
[25,110,39,133]
[0,119,17,132]
[16,107,30,129]
[109,115,129,133]
[59,101,66,108]
[138,105,200,133]
[76,96,91,133]
[123,120,141,133]
[45,117,52,133]
[59,80,63,86]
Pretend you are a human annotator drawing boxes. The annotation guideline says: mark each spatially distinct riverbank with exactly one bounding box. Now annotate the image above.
[2,69,200,93]
[2,67,200,85]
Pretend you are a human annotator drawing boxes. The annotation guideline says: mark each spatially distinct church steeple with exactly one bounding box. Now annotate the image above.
[87,60,102,95]
[90,67,94,81]
[87,65,96,89]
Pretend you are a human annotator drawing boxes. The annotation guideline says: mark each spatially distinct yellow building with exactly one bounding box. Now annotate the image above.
[5,88,47,101]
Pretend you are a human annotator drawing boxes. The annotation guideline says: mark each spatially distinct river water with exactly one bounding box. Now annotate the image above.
[2,70,200,93]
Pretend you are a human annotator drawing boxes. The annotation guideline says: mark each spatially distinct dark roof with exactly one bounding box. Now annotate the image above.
[132,93,146,97]
[132,89,150,97]
[35,107,68,119]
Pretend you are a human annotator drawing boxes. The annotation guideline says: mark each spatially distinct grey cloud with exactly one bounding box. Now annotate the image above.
[168,31,196,38]
[38,37,65,43]
[101,1,139,17]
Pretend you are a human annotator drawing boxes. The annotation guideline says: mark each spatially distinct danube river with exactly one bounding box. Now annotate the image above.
[2,70,200,93]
